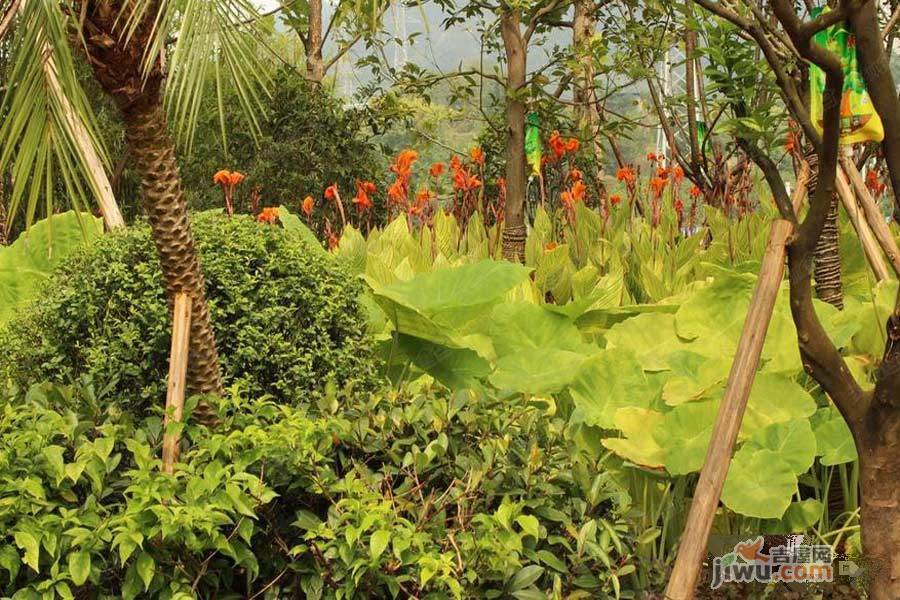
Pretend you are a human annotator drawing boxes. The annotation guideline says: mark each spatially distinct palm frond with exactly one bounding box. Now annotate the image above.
[125,0,272,153]
[0,0,109,231]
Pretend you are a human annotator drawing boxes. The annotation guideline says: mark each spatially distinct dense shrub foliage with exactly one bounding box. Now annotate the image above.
[178,67,384,213]
[0,213,377,415]
[0,379,635,598]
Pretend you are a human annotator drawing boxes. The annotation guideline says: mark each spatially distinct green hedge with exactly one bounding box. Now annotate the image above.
[0,212,377,415]
[0,379,636,598]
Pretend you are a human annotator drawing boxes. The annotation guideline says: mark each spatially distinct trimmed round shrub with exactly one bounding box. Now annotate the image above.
[0,212,378,414]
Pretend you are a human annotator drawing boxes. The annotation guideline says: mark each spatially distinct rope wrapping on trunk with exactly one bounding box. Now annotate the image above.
[502,224,527,263]
[806,146,844,309]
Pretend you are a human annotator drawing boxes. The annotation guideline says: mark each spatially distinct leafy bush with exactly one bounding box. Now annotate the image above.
[0,378,636,598]
[178,66,384,213]
[0,212,377,416]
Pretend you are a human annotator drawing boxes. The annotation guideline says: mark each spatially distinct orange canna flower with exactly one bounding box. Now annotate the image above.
[257,207,279,224]
[690,185,702,198]
[656,167,670,179]
[650,177,668,198]
[429,162,446,177]
[352,191,373,211]
[388,180,407,204]
[302,196,315,216]
[213,170,232,185]
[561,180,587,207]
[469,146,485,165]
[672,166,684,184]
[674,198,684,214]
[616,166,636,185]
[416,187,436,203]
[228,172,245,187]
[647,152,657,163]
[570,168,583,181]
[391,149,419,179]
[545,241,558,251]
[610,194,622,206]
[549,131,567,159]
[566,138,580,153]
[324,183,339,201]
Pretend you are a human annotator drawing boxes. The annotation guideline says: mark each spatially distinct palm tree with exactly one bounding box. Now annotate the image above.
[0,0,268,424]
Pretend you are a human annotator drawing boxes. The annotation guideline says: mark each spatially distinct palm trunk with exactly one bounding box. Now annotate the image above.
[82,0,222,425]
[122,101,223,425]
[306,0,325,83]
[500,8,527,263]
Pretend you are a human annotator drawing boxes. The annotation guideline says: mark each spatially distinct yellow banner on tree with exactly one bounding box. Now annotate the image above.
[810,7,884,145]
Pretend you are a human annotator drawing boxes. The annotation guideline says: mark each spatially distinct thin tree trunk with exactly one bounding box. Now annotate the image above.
[500,8,527,263]
[573,0,605,193]
[306,0,325,83]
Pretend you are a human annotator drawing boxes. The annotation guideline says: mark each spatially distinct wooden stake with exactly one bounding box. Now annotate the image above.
[665,168,809,600]
[162,292,192,475]
[17,0,125,230]
[835,166,891,282]
[839,158,900,277]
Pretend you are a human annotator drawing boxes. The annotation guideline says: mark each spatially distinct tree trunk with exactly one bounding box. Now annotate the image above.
[572,0,605,193]
[806,146,844,308]
[856,410,900,600]
[82,0,222,425]
[500,8,527,263]
[305,0,325,83]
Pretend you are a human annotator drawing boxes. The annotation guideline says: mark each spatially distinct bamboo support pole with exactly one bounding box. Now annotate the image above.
[839,157,900,277]
[162,292,192,475]
[665,167,809,600]
[835,165,891,282]
[17,0,125,230]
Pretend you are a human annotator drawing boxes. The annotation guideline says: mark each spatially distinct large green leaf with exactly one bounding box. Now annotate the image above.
[0,211,103,325]
[602,408,666,469]
[652,400,718,475]
[739,373,817,439]
[488,302,591,358]
[742,420,816,475]
[661,351,730,406]
[397,334,491,390]
[278,206,329,258]
[603,312,691,371]
[569,349,657,429]
[721,447,797,519]
[369,260,531,354]
[811,406,858,466]
[490,349,589,395]
[674,268,757,343]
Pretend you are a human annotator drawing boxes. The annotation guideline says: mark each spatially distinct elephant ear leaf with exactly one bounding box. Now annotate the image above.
[0,211,103,326]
